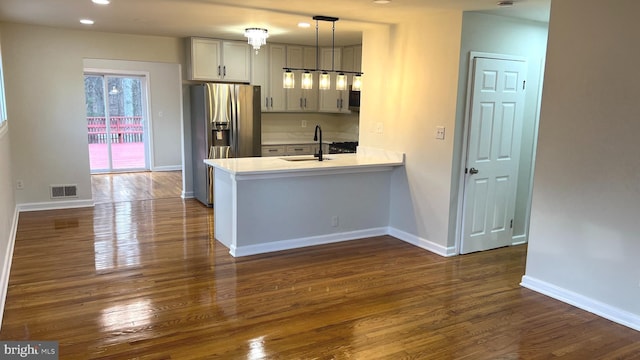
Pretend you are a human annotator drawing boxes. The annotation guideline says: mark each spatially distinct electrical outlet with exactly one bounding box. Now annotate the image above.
[436,126,446,140]
[301,120,307,128]
[16,180,24,190]
[331,216,339,227]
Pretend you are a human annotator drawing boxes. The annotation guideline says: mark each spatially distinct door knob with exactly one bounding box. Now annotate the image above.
[469,168,479,175]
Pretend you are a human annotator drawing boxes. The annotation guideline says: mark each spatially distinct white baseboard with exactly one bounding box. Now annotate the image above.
[389,227,457,257]
[230,227,389,257]
[181,191,194,199]
[521,275,640,332]
[512,234,527,245]
[152,165,182,172]
[17,199,94,212]
[0,207,19,329]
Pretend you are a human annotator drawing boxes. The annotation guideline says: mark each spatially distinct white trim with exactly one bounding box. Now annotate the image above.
[181,191,194,199]
[389,227,457,257]
[152,165,182,172]
[0,206,19,329]
[230,227,389,257]
[17,199,94,212]
[511,234,527,246]
[521,275,640,332]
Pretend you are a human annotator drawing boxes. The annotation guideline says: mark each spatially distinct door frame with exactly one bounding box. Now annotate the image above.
[84,68,152,173]
[454,51,529,255]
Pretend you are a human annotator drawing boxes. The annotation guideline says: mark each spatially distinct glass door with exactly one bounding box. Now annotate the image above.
[84,74,149,173]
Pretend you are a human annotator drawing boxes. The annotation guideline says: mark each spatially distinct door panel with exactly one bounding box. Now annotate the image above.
[85,74,149,173]
[461,57,527,254]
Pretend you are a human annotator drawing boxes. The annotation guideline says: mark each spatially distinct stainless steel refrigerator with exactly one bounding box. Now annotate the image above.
[191,83,261,206]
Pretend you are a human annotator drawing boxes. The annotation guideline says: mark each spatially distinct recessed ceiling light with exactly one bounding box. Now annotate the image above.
[373,0,391,4]
[92,0,110,4]
[298,22,311,28]
[80,19,95,25]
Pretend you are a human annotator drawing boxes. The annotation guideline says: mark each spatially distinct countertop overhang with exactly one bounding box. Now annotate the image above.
[204,146,405,180]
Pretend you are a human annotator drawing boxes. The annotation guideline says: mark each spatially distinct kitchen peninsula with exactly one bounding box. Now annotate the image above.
[204,147,404,257]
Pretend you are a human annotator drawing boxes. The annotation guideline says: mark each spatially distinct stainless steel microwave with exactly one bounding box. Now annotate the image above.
[348,86,360,112]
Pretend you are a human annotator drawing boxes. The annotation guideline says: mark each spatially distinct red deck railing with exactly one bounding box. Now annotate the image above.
[87,116,143,144]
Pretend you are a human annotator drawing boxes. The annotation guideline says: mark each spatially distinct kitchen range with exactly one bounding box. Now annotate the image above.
[329,141,358,154]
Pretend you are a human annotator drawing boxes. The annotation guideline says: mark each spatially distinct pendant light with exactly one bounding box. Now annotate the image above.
[301,71,313,89]
[282,15,363,91]
[336,73,347,91]
[283,70,295,89]
[319,72,331,90]
[352,74,362,91]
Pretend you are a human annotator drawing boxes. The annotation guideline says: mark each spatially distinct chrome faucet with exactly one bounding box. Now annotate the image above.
[313,125,323,161]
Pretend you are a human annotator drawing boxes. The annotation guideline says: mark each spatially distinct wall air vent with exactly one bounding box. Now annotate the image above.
[50,184,78,199]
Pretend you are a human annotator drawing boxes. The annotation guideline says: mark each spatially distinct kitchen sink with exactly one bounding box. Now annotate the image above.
[280,156,332,162]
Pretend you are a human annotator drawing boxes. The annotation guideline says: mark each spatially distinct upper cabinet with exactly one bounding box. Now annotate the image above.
[318,48,350,113]
[186,37,251,83]
[285,46,318,112]
[252,44,286,112]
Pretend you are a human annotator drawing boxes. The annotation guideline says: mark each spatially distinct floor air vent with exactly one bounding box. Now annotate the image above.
[50,184,78,199]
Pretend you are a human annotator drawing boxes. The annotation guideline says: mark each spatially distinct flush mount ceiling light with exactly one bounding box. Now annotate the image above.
[373,0,391,4]
[283,15,363,91]
[244,28,269,54]
[80,19,95,25]
[92,0,111,4]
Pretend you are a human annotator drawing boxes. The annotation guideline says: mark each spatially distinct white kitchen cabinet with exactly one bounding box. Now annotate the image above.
[285,46,318,112]
[252,44,286,112]
[286,144,312,155]
[318,48,350,113]
[261,145,286,157]
[186,37,251,82]
[342,45,362,85]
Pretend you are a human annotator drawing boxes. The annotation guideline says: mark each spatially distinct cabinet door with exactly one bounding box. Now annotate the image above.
[268,45,287,112]
[222,41,251,82]
[190,38,222,81]
[251,47,269,111]
[319,48,343,112]
[302,47,319,111]
[285,46,304,111]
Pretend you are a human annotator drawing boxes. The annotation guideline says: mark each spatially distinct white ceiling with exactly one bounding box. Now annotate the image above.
[0,0,550,46]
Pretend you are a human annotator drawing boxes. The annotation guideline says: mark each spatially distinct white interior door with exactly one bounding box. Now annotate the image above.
[460,56,527,254]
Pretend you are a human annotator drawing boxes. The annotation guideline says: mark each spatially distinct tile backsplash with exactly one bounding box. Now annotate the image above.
[261,112,359,144]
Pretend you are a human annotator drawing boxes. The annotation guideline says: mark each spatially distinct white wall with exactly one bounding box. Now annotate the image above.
[455,12,548,245]
[0,23,184,205]
[523,0,640,328]
[360,12,464,254]
[0,29,18,324]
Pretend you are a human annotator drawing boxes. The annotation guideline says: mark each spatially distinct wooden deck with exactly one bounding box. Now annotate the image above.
[1,173,639,358]
[89,142,146,171]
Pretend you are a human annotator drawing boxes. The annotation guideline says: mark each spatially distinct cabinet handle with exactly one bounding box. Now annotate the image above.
[270,97,273,108]
[223,66,226,77]
[300,98,303,108]
[268,149,278,152]
[294,148,303,151]
[218,66,221,77]
[304,98,307,108]
[265,97,269,108]
[337,99,340,109]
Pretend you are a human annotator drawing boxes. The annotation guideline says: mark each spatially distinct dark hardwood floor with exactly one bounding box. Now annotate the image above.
[1,173,639,359]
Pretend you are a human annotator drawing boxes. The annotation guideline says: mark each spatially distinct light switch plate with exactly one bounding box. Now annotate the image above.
[436,126,446,140]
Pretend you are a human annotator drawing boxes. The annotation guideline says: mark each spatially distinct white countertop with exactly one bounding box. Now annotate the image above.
[205,146,404,178]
